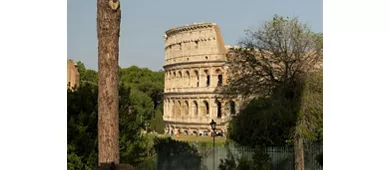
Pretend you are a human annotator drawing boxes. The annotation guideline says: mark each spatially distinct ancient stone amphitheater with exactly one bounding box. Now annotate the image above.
[162,23,240,136]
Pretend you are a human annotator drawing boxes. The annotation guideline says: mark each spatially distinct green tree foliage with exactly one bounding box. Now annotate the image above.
[120,66,164,114]
[295,72,323,142]
[222,15,322,170]
[120,66,164,86]
[150,110,165,134]
[137,81,164,110]
[228,95,297,147]
[76,61,98,84]
[68,63,165,169]
[67,83,99,170]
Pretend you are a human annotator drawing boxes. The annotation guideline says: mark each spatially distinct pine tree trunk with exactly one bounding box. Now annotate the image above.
[294,136,305,170]
[97,0,121,165]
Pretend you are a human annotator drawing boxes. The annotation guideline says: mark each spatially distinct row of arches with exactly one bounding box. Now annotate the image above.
[165,68,224,89]
[164,98,236,119]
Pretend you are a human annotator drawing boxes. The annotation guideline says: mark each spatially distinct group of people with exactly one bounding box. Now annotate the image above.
[167,129,224,137]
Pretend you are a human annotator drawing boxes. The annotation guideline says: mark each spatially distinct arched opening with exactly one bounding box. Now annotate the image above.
[217,75,223,87]
[178,71,182,88]
[194,70,199,87]
[216,69,223,87]
[185,71,190,87]
[206,75,210,87]
[216,100,222,118]
[230,101,236,115]
[203,101,209,116]
[177,101,182,117]
[193,101,198,116]
[184,101,189,115]
[173,72,176,89]
[172,101,176,118]
[204,70,210,87]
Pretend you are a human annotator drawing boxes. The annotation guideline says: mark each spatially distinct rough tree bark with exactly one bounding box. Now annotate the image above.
[97,0,121,165]
[294,136,304,170]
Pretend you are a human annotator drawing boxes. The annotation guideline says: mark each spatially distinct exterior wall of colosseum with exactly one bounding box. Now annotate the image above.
[163,23,240,136]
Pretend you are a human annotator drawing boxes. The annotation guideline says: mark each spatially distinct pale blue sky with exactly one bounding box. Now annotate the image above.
[68,0,322,71]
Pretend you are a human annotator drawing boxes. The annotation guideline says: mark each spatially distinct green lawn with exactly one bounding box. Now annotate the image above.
[157,134,227,147]
[172,135,226,147]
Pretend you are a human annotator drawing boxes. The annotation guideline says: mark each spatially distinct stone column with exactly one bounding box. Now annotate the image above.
[201,70,206,88]
[212,74,217,87]
[172,101,176,118]
[167,73,170,90]
[182,101,187,118]
[193,100,198,119]
[186,71,191,88]
[177,71,180,89]
[164,73,167,91]
[169,100,173,117]
[199,99,204,119]
[176,74,179,89]
[195,69,200,88]
[189,70,194,88]
[178,100,182,119]
[179,72,182,89]
[181,71,184,89]
[221,101,226,119]
[163,100,166,118]
[171,74,175,89]
[224,101,229,118]
[205,98,210,117]
[211,99,216,119]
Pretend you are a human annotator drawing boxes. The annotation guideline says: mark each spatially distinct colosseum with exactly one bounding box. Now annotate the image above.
[162,23,240,136]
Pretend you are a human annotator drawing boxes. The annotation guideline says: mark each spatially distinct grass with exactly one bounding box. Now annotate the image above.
[172,135,226,147]
[156,134,227,147]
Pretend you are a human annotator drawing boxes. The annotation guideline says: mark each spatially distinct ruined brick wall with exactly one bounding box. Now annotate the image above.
[67,59,80,89]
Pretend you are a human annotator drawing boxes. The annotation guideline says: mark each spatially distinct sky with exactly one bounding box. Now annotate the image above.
[68,0,322,71]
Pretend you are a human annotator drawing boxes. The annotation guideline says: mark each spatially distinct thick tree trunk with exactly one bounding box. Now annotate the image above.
[97,0,121,165]
[294,136,305,170]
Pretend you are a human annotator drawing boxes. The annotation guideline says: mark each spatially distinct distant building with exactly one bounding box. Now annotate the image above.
[67,59,80,89]
[162,23,241,136]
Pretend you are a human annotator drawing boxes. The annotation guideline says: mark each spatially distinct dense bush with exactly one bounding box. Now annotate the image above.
[154,137,203,170]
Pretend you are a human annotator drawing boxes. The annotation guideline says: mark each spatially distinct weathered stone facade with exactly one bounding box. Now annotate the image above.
[67,59,80,89]
[163,23,240,136]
